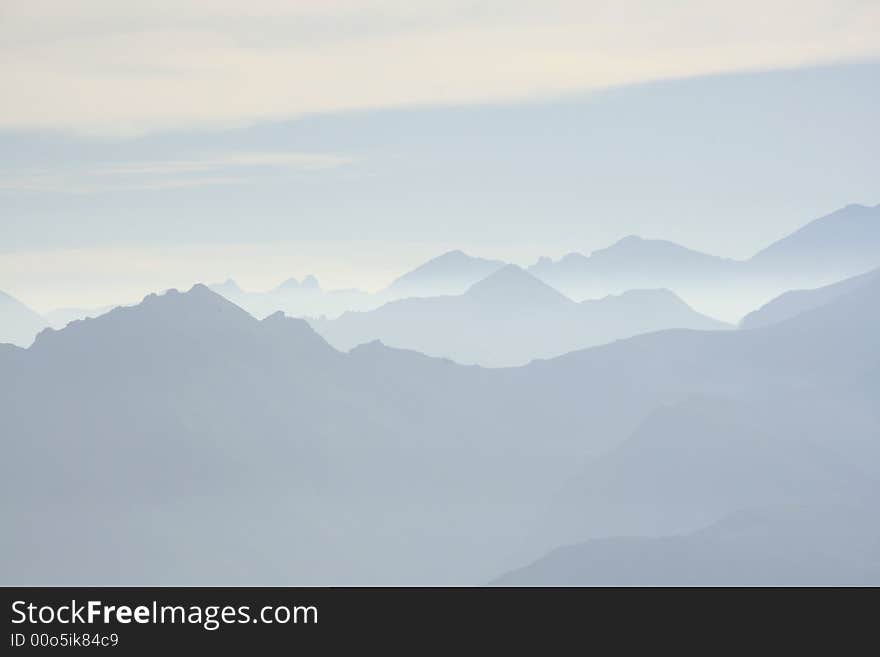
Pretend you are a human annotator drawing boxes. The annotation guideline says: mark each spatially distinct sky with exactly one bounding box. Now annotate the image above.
[1,1,879,310]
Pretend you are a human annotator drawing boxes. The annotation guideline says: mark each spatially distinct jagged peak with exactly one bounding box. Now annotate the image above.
[275,274,322,292]
[31,283,255,349]
[212,278,243,294]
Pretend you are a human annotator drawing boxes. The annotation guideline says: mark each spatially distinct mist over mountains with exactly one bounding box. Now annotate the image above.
[529,203,880,320]
[208,275,375,320]
[4,203,878,349]
[2,3,878,591]
[0,291,46,348]
[1,202,879,584]
[312,265,727,367]
[2,242,879,584]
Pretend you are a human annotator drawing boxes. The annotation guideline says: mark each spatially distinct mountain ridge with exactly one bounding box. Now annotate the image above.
[312,269,727,367]
[0,290,48,348]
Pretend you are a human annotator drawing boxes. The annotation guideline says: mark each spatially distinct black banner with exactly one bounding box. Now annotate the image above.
[1,587,871,652]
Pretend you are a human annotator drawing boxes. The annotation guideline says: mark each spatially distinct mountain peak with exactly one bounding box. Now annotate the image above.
[385,250,507,297]
[414,249,491,269]
[598,235,686,255]
[142,283,218,305]
[32,284,256,353]
[435,249,468,260]
[465,265,572,306]
[274,274,321,293]
[208,278,245,300]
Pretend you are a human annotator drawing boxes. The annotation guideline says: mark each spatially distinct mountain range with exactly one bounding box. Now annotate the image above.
[208,275,375,320]
[2,259,878,584]
[207,251,508,322]
[312,265,728,367]
[7,202,878,348]
[529,203,880,320]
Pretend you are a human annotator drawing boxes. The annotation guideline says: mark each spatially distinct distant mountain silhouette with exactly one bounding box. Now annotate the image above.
[492,502,880,585]
[528,235,739,308]
[464,264,571,308]
[529,204,880,322]
[205,253,509,322]
[209,275,374,320]
[530,235,737,291]
[741,267,880,329]
[143,204,880,328]
[210,278,244,297]
[382,250,507,299]
[276,274,320,292]
[0,290,47,347]
[749,203,880,276]
[312,265,728,366]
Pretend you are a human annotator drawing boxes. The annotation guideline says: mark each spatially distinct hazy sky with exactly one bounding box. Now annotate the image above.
[1,1,879,310]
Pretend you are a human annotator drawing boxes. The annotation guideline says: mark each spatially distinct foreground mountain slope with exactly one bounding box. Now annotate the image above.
[493,501,880,585]
[2,285,648,583]
[44,304,118,329]
[541,393,879,542]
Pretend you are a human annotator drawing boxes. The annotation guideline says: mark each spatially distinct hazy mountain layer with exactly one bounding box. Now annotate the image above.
[493,502,880,586]
[0,290,47,347]
[312,265,728,367]
[209,275,375,320]
[750,203,880,274]
[529,203,880,321]
[741,267,880,329]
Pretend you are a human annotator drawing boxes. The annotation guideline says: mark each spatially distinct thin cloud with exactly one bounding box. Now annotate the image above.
[91,153,355,176]
[0,151,355,193]
[2,1,878,135]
